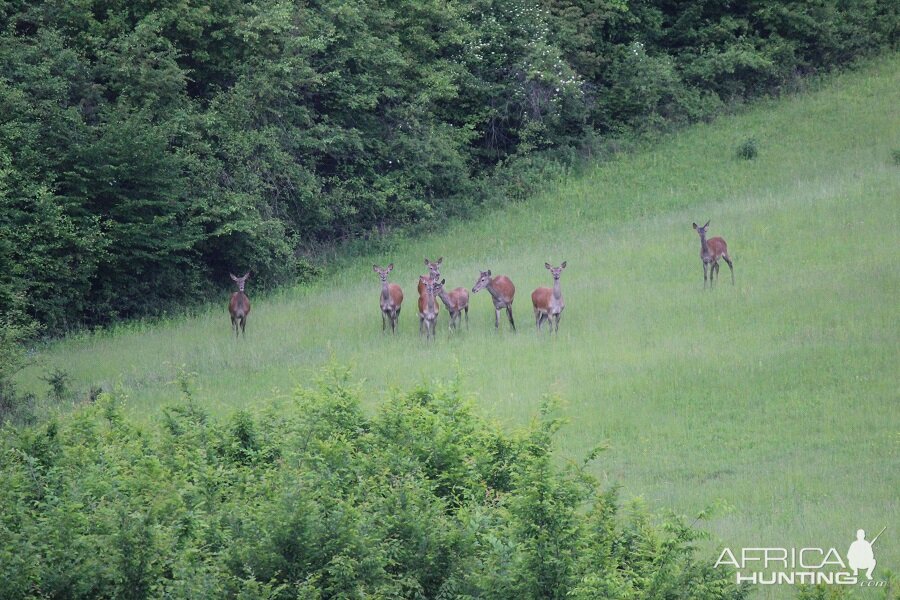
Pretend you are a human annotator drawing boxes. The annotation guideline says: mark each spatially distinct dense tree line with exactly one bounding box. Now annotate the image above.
[0,369,749,599]
[0,0,895,334]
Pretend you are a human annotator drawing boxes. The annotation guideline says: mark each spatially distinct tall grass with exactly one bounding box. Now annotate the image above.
[19,55,900,594]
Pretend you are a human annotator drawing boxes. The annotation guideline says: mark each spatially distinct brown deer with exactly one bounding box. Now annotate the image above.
[373,264,404,333]
[433,279,469,330]
[417,257,442,334]
[472,270,516,331]
[531,262,566,332]
[693,221,734,287]
[228,272,251,337]
[417,257,443,297]
[418,275,440,340]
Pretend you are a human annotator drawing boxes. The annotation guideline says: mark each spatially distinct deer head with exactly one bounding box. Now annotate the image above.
[472,270,492,293]
[692,221,711,237]
[230,272,250,292]
[545,261,567,280]
[373,263,394,283]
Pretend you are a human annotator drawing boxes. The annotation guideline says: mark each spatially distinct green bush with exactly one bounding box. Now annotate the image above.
[0,308,41,426]
[0,368,746,599]
[736,138,759,160]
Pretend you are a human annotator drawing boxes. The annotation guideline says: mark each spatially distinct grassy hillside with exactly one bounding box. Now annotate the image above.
[19,55,900,590]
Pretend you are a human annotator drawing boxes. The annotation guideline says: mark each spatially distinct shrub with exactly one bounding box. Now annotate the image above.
[736,138,759,160]
[0,367,746,599]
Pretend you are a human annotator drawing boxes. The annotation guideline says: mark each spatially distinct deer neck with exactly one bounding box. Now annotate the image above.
[437,288,452,310]
[552,278,562,300]
[699,233,710,257]
[380,280,391,302]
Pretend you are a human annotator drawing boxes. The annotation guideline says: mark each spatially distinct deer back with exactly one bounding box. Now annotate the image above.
[531,287,552,309]
[230,292,250,318]
[388,283,404,307]
[450,287,469,310]
[490,276,516,302]
[707,236,728,258]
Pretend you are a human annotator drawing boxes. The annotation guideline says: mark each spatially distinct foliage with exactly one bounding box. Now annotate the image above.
[0,369,747,599]
[0,307,40,425]
[0,0,895,334]
[736,137,759,160]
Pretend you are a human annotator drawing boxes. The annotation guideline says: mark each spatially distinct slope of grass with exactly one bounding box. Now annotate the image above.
[19,55,900,591]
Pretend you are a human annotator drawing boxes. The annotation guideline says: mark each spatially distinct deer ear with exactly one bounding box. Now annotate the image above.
[424,257,430,265]
[243,271,250,279]
[436,257,443,265]
[373,265,379,272]
[486,270,491,276]
[230,273,238,281]
[440,279,445,285]
[692,223,698,230]
[561,261,567,269]
[704,220,710,228]
[387,263,394,271]
[545,262,551,270]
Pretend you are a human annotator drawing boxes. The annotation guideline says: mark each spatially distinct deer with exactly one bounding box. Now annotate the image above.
[373,264,404,333]
[531,262,566,333]
[433,279,469,330]
[472,270,516,331]
[418,275,440,340]
[692,221,734,287]
[417,257,442,334]
[228,272,251,338]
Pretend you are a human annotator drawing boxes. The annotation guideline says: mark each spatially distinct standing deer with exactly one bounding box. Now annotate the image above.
[417,257,443,296]
[417,257,442,334]
[531,262,567,333]
[433,279,469,330]
[228,272,251,337]
[373,264,404,333]
[693,221,734,287]
[418,275,440,340]
[472,270,516,331]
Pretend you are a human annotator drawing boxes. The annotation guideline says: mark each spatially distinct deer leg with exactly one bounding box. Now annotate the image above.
[240,317,247,337]
[535,310,541,331]
[494,307,501,330]
[554,313,562,333]
[723,255,734,285]
[382,312,386,332]
[506,305,516,332]
[464,307,469,329]
[702,262,708,288]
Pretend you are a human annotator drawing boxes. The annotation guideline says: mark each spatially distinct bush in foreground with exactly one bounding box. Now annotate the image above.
[0,366,745,599]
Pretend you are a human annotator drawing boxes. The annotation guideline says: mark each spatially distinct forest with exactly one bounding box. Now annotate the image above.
[0,0,896,335]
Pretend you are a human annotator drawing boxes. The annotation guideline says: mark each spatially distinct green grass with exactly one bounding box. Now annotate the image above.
[19,55,900,593]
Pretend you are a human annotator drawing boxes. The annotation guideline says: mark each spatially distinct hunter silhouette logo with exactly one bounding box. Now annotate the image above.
[847,527,884,580]
[715,526,888,586]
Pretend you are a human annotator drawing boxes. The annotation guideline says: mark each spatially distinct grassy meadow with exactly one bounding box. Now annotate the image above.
[18,55,900,591]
